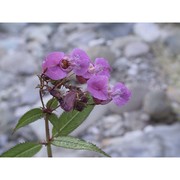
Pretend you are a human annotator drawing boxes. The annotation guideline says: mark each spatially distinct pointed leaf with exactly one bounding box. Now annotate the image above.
[46,98,58,109]
[14,108,43,132]
[48,113,60,132]
[52,136,110,157]
[0,142,42,157]
[53,104,94,137]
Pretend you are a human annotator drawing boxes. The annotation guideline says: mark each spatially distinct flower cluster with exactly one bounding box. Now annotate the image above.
[42,48,131,112]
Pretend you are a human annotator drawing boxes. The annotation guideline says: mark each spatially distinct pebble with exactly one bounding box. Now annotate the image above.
[0,52,38,75]
[0,23,180,157]
[124,41,150,57]
[134,23,160,42]
[164,33,180,55]
[23,25,53,45]
[86,45,116,64]
[20,76,40,104]
[143,89,174,122]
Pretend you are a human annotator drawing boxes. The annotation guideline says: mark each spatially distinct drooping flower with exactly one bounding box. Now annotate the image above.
[87,75,109,100]
[71,48,90,76]
[111,82,131,107]
[42,52,68,80]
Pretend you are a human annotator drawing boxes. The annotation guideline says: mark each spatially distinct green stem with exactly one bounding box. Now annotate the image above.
[45,114,53,157]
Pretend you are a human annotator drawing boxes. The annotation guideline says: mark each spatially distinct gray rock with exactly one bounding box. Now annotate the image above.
[109,83,149,114]
[127,64,138,76]
[14,106,31,118]
[26,41,44,57]
[0,134,8,147]
[0,23,27,34]
[164,33,180,55]
[102,122,180,157]
[86,45,116,64]
[113,57,130,72]
[0,70,16,90]
[111,35,141,50]
[88,38,105,47]
[143,89,173,122]
[23,25,53,45]
[20,76,40,104]
[123,111,149,131]
[102,115,125,137]
[124,41,150,57]
[0,52,38,75]
[95,23,134,40]
[0,102,13,133]
[67,30,97,47]
[0,37,25,53]
[134,23,160,42]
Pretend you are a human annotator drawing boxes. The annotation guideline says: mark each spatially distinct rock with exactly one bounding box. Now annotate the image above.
[102,122,180,157]
[143,89,173,122]
[26,41,44,57]
[67,30,97,48]
[0,134,8,147]
[88,38,105,47]
[124,41,150,57]
[127,64,138,76]
[20,76,40,104]
[95,23,134,40]
[23,25,53,45]
[102,115,125,137]
[0,102,14,133]
[0,37,25,53]
[109,83,149,114]
[86,45,116,64]
[0,52,38,75]
[134,23,160,42]
[164,33,180,55]
[113,57,130,73]
[0,23,27,34]
[111,35,141,50]
[123,111,149,131]
[14,106,31,118]
[0,70,16,90]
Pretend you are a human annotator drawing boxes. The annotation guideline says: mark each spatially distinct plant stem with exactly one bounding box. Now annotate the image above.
[38,76,53,157]
[45,114,53,157]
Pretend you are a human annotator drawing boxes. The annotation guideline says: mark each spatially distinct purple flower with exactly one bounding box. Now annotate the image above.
[111,83,131,107]
[87,75,109,100]
[59,91,76,112]
[71,48,90,76]
[94,58,111,77]
[42,52,68,80]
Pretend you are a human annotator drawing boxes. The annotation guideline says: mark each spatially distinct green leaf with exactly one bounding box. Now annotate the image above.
[0,142,42,157]
[46,98,58,109]
[14,108,43,132]
[53,104,94,137]
[48,113,60,132]
[52,136,110,157]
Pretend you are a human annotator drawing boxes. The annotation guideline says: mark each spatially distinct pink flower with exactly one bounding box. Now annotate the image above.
[79,58,111,80]
[42,52,68,80]
[87,75,109,100]
[71,48,90,76]
[94,58,111,77]
[111,83,131,106]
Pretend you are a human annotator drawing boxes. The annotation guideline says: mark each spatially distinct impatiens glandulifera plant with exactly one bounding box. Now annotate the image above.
[0,48,131,157]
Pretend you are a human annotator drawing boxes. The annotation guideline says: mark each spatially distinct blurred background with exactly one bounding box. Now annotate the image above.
[0,23,180,157]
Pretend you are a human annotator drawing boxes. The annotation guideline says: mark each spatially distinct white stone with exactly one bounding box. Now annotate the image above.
[134,23,160,42]
[124,41,150,57]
